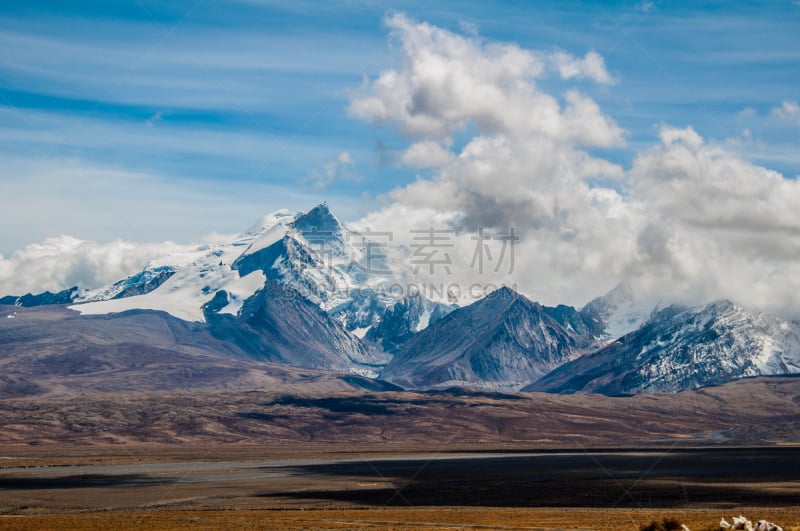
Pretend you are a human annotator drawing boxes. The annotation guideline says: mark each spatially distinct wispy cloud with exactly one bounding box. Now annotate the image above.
[637,1,655,13]
[305,151,362,190]
[0,106,336,171]
[0,22,377,111]
[771,100,800,123]
[145,111,163,126]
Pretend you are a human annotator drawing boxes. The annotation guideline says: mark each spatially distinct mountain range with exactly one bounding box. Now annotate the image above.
[2,202,800,397]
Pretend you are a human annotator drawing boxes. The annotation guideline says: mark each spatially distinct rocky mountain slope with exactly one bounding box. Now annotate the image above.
[365,292,456,352]
[527,300,800,394]
[0,286,81,307]
[380,287,603,390]
[203,279,385,375]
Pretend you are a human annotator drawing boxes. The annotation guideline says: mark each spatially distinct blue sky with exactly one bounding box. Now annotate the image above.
[2,0,800,256]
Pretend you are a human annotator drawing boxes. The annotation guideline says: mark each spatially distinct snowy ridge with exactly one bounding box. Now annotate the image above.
[70,210,296,322]
[365,292,456,353]
[240,209,297,255]
[635,301,800,391]
[72,251,267,323]
[78,266,176,302]
[530,299,800,395]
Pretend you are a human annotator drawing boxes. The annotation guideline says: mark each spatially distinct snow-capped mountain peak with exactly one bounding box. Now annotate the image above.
[68,203,434,348]
[291,202,344,238]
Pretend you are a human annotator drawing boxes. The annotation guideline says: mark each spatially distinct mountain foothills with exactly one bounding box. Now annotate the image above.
[2,203,800,397]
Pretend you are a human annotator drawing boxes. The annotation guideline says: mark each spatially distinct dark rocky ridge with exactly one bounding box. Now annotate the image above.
[380,287,603,390]
[0,286,80,307]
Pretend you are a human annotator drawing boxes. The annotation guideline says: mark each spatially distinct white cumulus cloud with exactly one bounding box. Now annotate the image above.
[348,13,623,146]
[347,15,631,305]
[351,14,800,317]
[626,126,800,313]
[771,100,800,124]
[401,141,455,168]
[550,50,617,85]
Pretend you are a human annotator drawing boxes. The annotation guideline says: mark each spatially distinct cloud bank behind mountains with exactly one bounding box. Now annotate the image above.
[350,14,800,317]
[0,236,194,296]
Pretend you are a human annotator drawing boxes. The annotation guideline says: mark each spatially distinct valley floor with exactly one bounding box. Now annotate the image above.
[0,445,799,530]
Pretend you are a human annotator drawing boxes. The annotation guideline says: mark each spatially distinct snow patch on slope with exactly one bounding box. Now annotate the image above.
[69,209,292,322]
[71,265,265,323]
[240,209,296,256]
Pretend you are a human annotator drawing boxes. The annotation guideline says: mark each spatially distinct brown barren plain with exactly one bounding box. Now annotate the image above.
[1,377,799,530]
